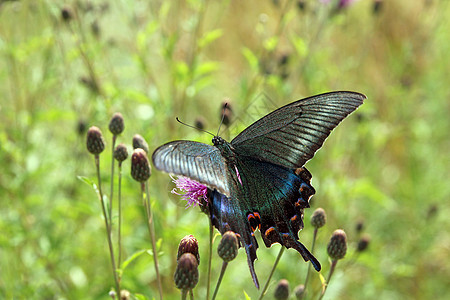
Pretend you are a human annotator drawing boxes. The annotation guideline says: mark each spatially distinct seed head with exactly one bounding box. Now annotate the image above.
[177,235,200,265]
[86,126,105,155]
[294,284,305,299]
[327,229,348,260]
[109,112,124,135]
[120,290,131,300]
[310,207,327,229]
[132,134,149,154]
[174,253,199,290]
[114,143,128,162]
[217,231,239,262]
[131,149,151,182]
[274,279,290,300]
[356,234,371,253]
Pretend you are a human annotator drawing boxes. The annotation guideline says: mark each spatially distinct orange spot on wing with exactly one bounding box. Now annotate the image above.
[265,227,275,236]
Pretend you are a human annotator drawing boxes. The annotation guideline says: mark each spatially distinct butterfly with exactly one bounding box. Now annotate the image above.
[152,91,365,288]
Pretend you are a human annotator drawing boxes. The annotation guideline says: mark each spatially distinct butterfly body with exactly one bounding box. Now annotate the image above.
[152,91,365,288]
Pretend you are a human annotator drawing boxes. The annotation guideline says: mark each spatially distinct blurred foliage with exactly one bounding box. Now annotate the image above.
[0,0,449,299]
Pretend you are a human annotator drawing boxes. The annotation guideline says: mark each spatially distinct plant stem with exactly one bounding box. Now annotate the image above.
[142,182,163,300]
[117,161,123,267]
[206,219,213,300]
[189,289,194,300]
[181,290,187,300]
[94,155,120,296]
[318,260,338,300]
[109,135,116,225]
[211,261,228,300]
[301,228,319,299]
[258,246,285,300]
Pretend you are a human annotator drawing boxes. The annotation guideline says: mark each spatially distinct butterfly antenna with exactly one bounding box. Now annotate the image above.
[176,117,215,137]
[216,102,228,136]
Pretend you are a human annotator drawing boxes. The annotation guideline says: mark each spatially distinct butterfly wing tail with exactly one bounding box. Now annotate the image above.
[292,240,321,271]
[244,242,260,289]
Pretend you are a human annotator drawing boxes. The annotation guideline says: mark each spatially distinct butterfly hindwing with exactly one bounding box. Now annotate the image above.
[152,140,230,196]
[231,91,365,168]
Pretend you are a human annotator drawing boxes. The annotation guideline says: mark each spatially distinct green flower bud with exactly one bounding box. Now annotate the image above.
[114,143,128,162]
[109,112,124,135]
[310,207,327,229]
[177,235,200,265]
[217,231,239,262]
[132,134,149,154]
[174,253,199,290]
[86,126,105,155]
[131,149,151,182]
[327,229,347,260]
[274,279,290,300]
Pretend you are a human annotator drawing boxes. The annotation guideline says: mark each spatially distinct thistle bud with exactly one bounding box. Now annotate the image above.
[177,235,200,265]
[310,208,326,229]
[356,234,371,253]
[114,143,128,162]
[274,279,290,300]
[195,117,205,131]
[131,149,151,182]
[86,126,105,155]
[61,6,73,22]
[327,229,347,260]
[294,284,305,299]
[174,253,199,290]
[132,134,149,154]
[109,112,124,135]
[217,231,239,262]
[355,219,364,233]
[77,119,87,136]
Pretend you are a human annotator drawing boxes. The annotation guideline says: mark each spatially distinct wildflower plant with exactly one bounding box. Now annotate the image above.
[82,114,163,300]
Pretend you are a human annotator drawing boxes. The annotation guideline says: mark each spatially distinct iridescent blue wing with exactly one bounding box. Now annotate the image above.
[208,159,319,289]
[152,141,230,196]
[231,91,365,168]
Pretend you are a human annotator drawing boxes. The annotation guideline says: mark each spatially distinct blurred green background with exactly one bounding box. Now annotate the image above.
[0,0,449,299]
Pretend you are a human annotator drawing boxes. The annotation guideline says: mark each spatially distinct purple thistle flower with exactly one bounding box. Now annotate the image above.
[171,176,208,208]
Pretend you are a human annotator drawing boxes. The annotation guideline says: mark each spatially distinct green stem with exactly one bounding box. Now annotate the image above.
[318,260,338,300]
[189,289,194,300]
[117,161,123,267]
[94,155,120,296]
[181,290,187,300]
[109,135,116,225]
[211,261,228,300]
[206,219,213,300]
[258,246,285,300]
[143,182,163,300]
[301,228,318,299]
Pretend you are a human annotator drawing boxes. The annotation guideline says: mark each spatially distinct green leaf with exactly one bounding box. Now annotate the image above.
[199,28,223,49]
[134,293,148,300]
[263,36,279,52]
[241,47,259,72]
[77,176,95,188]
[121,249,148,271]
[291,35,308,58]
[243,290,251,300]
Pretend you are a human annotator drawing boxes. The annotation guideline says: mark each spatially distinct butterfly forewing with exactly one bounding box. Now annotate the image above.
[231,91,366,168]
[152,140,231,196]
